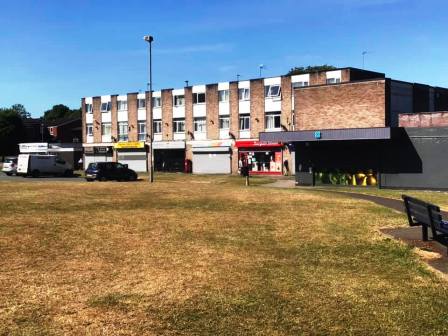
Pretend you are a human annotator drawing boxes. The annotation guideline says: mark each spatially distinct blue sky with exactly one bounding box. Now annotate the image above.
[1,0,447,116]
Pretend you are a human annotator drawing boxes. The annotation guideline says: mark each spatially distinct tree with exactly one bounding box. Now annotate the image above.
[286,65,337,76]
[0,108,24,156]
[10,104,31,119]
[43,104,81,121]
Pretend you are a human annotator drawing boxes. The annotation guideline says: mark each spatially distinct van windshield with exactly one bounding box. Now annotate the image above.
[88,163,98,169]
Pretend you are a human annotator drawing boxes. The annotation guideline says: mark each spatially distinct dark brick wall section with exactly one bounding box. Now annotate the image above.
[413,84,430,113]
[435,87,448,111]
[81,98,86,143]
[229,82,239,139]
[127,93,138,141]
[348,68,385,81]
[309,72,327,86]
[250,79,265,138]
[399,112,448,128]
[185,86,193,140]
[92,97,102,143]
[206,84,219,140]
[280,76,292,130]
[146,91,153,140]
[294,80,387,130]
[161,89,173,140]
[111,95,118,141]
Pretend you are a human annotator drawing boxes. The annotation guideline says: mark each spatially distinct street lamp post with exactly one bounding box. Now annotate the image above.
[144,35,154,182]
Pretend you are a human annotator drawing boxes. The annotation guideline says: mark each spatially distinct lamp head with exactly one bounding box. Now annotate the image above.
[143,35,154,43]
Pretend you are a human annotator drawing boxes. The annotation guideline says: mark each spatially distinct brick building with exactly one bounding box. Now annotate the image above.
[82,67,448,182]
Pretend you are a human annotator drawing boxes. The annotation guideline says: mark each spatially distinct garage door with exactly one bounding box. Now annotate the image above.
[84,154,112,169]
[117,152,147,172]
[192,148,231,174]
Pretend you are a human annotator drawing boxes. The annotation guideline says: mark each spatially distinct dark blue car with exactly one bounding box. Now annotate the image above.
[85,162,137,182]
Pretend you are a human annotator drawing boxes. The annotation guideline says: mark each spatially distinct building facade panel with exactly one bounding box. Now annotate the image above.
[206,84,219,140]
[92,96,102,143]
[161,89,173,141]
[280,75,292,131]
[229,81,239,140]
[250,79,265,138]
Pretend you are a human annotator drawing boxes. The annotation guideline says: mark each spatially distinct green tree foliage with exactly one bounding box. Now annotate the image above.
[43,104,81,121]
[10,103,31,119]
[0,108,24,156]
[286,65,337,76]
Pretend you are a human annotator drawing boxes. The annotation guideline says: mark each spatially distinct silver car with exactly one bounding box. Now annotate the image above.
[2,157,18,176]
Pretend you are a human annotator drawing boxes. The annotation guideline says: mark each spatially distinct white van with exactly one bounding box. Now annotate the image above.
[17,154,73,177]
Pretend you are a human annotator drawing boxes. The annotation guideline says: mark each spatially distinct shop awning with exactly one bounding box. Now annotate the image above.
[234,140,283,148]
[259,127,392,143]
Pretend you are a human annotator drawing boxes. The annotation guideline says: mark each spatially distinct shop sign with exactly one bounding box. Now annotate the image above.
[314,131,322,139]
[84,147,94,154]
[94,146,110,154]
[114,141,145,149]
[19,143,48,153]
[190,140,233,148]
[235,140,283,148]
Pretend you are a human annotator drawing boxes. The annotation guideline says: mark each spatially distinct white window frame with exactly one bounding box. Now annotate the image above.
[292,81,309,88]
[193,92,206,104]
[239,114,250,130]
[238,88,250,101]
[152,97,162,108]
[86,103,93,114]
[138,99,146,109]
[101,122,111,135]
[173,95,185,107]
[265,112,281,130]
[194,117,206,133]
[326,78,341,84]
[118,122,128,141]
[117,100,128,111]
[173,118,185,133]
[219,116,230,129]
[264,85,281,98]
[138,121,146,141]
[86,124,93,136]
[100,102,111,113]
[153,120,162,134]
[218,90,229,102]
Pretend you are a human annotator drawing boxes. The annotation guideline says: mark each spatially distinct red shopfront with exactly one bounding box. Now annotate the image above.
[235,140,283,175]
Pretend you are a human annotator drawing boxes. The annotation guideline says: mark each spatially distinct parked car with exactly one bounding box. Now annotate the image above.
[2,156,18,176]
[85,162,138,182]
[17,154,73,177]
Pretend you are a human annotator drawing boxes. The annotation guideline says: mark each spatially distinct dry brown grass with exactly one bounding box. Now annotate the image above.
[1,174,448,335]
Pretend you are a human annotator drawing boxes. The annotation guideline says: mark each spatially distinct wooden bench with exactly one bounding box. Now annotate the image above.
[402,195,448,254]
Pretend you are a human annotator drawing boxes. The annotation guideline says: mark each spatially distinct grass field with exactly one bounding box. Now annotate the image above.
[1,174,448,335]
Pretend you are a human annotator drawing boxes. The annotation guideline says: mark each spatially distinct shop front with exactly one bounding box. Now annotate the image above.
[83,145,113,169]
[190,140,232,174]
[235,140,283,175]
[152,141,185,172]
[114,141,147,172]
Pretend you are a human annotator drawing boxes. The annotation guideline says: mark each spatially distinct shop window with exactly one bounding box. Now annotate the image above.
[292,81,309,88]
[86,124,93,136]
[193,92,206,104]
[264,85,281,98]
[117,100,128,111]
[174,95,185,106]
[218,90,229,102]
[265,112,281,130]
[239,150,282,175]
[219,116,230,129]
[173,118,185,133]
[85,103,93,113]
[239,114,250,130]
[238,88,250,101]
[138,122,146,141]
[315,170,377,187]
[194,117,206,132]
[152,97,161,108]
[101,123,111,135]
[118,122,128,141]
[100,102,111,113]
[153,120,162,134]
[138,99,146,109]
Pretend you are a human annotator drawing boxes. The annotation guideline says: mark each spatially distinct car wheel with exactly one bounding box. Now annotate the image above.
[64,169,73,177]
[31,170,40,178]
[86,178,94,182]
[6,172,12,176]
[129,173,137,182]
[99,176,107,182]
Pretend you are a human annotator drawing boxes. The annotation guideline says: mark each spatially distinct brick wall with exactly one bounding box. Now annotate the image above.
[229,82,239,139]
[161,89,173,140]
[206,84,219,140]
[185,86,193,140]
[294,80,387,130]
[111,95,118,141]
[309,72,327,86]
[280,76,292,130]
[92,96,102,143]
[341,69,350,83]
[399,112,448,128]
[145,91,152,141]
[250,79,264,138]
[127,93,138,141]
[81,98,86,143]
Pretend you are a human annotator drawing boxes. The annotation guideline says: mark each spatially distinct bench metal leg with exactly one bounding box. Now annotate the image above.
[422,226,429,241]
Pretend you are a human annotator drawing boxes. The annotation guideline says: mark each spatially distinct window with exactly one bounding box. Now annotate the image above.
[238,88,250,101]
[138,99,146,109]
[152,97,161,108]
[326,78,341,84]
[117,100,128,111]
[138,121,146,141]
[118,122,128,141]
[153,120,162,134]
[292,81,309,88]
[100,102,111,112]
[85,103,93,113]
[173,118,185,133]
[174,95,185,106]
[86,124,93,136]
[193,92,206,104]
[219,116,230,129]
[101,123,111,135]
[264,85,281,98]
[265,112,281,129]
[218,90,229,102]
[239,114,250,130]
[194,117,206,133]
